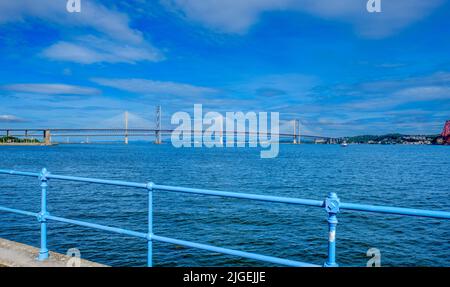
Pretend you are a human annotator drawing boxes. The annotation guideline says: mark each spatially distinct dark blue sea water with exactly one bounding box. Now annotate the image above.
[0,143,449,267]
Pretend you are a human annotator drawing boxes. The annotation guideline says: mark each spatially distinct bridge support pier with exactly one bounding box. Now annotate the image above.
[155,131,161,144]
[43,130,51,145]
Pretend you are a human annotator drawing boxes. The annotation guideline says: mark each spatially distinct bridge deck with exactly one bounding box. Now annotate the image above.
[0,129,333,140]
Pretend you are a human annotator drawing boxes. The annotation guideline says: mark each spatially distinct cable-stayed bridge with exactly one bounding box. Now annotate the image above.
[0,108,336,145]
[0,128,334,144]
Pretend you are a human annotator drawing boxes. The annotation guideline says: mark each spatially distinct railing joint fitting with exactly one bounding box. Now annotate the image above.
[38,168,50,182]
[37,211,50,222]
[146,182,155,191]
[324,192,340,215]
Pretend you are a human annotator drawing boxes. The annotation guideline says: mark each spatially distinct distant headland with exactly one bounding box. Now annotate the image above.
[0,136,53,146]
[339,120,450,145]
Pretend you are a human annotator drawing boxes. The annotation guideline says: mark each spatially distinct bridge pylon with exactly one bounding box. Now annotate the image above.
[124,111,129,145]
[293,119,300,144]
[298,122,301,144]
[155,106,162,144]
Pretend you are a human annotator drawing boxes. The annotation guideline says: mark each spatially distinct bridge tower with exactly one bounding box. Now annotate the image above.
[155,106,162,144]
[293,119,300,144]
[298,121,301,144]
[124,111,129,145]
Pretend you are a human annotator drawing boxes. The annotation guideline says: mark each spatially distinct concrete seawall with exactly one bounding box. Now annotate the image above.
[0,238,107,267]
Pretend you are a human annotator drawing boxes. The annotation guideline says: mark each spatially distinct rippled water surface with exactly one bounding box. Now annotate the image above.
[0,143,449,266]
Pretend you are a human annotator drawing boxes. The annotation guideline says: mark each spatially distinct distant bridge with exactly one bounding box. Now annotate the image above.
[0,108,336,145]
[0,128,335,145]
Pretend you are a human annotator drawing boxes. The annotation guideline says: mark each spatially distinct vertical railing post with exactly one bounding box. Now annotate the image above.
[324,192,340,267]
[37,168,50,261]
[146,182,154,267]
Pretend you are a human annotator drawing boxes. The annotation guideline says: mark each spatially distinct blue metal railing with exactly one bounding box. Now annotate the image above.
[0,168,449,267]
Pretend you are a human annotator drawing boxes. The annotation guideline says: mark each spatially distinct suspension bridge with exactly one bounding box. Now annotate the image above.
[0,107,335,145]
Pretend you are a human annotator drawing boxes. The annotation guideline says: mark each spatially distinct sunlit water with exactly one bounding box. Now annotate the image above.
[0,143,449,266]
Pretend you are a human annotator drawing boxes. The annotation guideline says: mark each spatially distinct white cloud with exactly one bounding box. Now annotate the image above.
[92,78,219,97]
[42,36,163,64]
[341,72,450,110]
[244,74,318,96]
[0,114,26,122]
[393,86,450,101]
[162,0,287,34]
[162,0,444,37]
[0,0,163,63]
[0,0,140,43]
[2,83,100,95]
[345,85,450,109]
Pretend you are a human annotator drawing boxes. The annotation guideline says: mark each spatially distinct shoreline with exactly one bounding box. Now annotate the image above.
[0,143,57,146]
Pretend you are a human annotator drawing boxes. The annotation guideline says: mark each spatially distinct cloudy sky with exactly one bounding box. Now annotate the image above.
[0,0,449,136]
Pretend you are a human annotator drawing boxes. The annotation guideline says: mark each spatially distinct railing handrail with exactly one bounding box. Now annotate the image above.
[1,169,449,219]
[0,168,449,267]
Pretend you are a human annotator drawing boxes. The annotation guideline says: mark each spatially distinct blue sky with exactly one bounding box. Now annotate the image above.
[0,0,449,137]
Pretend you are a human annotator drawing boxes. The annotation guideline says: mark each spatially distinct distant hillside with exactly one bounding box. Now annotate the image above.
[0,136,40,144]
[341,134,438,145]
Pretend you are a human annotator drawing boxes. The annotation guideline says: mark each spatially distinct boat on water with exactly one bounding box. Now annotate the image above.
[341,142,348,147]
